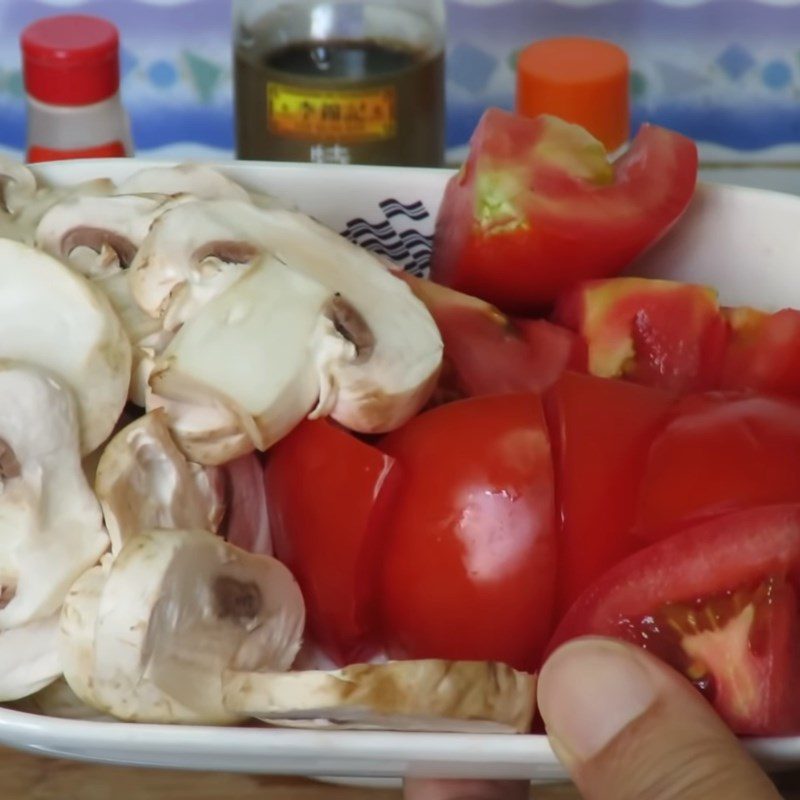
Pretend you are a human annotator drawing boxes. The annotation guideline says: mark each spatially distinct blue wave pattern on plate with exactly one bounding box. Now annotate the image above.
[0,0,799,159]
[342,199,434,276]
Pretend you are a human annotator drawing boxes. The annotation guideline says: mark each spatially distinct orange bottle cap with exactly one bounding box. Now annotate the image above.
[516,37,630,152]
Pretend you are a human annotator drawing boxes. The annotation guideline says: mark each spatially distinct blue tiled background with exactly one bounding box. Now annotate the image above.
[0,0,799,164]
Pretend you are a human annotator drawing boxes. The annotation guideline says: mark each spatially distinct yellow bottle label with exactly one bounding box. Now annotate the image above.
[267,83,397,143]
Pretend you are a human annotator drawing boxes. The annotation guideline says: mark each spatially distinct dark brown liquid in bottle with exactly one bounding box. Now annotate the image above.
[235,38,445,167]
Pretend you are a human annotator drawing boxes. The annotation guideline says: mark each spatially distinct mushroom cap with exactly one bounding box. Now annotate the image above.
[116,164,253,203]
[87,529,305,724]
[36,194,173,278]
[24,677,114,721]
[147,254,333,465]
[0,156,37,215]
[129,199,269,329]
[0,612,61,701]
[223,660,537,734]
[95,410,225,555]
[0,240,132,454]
[59,560,110,710]
[0,363,109,629]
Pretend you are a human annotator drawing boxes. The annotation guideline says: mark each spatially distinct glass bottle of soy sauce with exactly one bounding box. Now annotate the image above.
[233,0,446,167]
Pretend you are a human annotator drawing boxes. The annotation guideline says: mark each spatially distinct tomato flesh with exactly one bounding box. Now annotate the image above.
[264,419,399,664]
[554,277,728,392]
[720,307,800,397]
[430,109,698,313]
[398,273,581,401]
[548,505,800,735]
[544,371,674,614]
[378,394,557,672]
[635,394,800,541]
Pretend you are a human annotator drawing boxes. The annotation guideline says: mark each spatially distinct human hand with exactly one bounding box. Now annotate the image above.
[404,637,781,800]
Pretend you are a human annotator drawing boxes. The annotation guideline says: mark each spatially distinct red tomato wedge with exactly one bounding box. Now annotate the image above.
[222,453,271,555]
[430,108,698,313]
[264,419,399,664]
[634,394,800,541]
[548,506,800,735]
[720,307,800,397]
[554,277,728,392]
[543,372,674,614]
[378,394,557,672]
[399,273,584,402]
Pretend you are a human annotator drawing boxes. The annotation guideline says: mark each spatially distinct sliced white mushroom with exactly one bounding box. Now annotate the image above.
[24,677,114,721]
[13,179,115,245]
[129,199,269,329]
[0,240,132,453]
[35,194,173,278]
[87,529,304,724]
[0,363,109,629]
[147,255,336,464]
[0,613,61,701]
[116,163,253,203]
[59,560,111,709]
[254,210,442,432]
[223,660,537,734]
[95,410,225,555]
[0,155,37,215]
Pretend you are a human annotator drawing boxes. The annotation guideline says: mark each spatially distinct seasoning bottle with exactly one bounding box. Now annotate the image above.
[233,0,445,167]
[21,14,133,163]
[516,37,630,155]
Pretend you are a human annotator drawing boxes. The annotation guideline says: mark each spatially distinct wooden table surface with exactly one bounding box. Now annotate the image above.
[3,747,800,799]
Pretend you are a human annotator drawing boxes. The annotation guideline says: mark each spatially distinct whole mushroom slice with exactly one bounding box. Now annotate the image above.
[87,529,304,724]
[59,560,111,710]
[232,209,442,433]
[36,194,175,279]
[0,155,37,215]
[0,240,132,454]
[116,163,253,202]
[0,613,61,701]
[147,254,337,465]
[129,199,272,330]
[223,660,537,734]
[95,410,225,555]
[0,363,109,629]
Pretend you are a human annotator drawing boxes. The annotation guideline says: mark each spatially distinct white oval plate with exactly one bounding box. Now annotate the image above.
[1,159,799,781]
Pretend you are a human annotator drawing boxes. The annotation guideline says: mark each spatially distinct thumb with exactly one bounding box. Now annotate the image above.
[538,637,781,800]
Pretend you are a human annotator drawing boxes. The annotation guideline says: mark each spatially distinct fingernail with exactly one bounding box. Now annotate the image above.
[538,639,658,765]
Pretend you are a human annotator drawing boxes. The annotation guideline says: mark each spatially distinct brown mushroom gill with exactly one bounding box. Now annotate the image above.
[0,438,21,480]
[191,241,261,266]
[327,295,375,363]
[61,228,138,269]
[213,576,263,622]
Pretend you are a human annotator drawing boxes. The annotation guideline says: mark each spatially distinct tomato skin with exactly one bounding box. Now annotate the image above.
[720,307,800,397]
[264,419,399,664]
[379,394,557,672]
[430,109,698,313]
[543,372,674,614]
[634,394,800,541]
[548,505,800,735]
[554,277,727,393]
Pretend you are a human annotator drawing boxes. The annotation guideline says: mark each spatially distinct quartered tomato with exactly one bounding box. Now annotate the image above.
[554,277,728,393]
[399,273,584,403]
[548,505,800,735]
[378,394,557,672]
[720,307,800,397]
[634,394,800,541]
[430,108,698,313]
[543,372,673,614]
[264,419,399,664]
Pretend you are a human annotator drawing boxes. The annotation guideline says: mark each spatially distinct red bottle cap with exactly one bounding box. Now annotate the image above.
[22,15,120,107]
